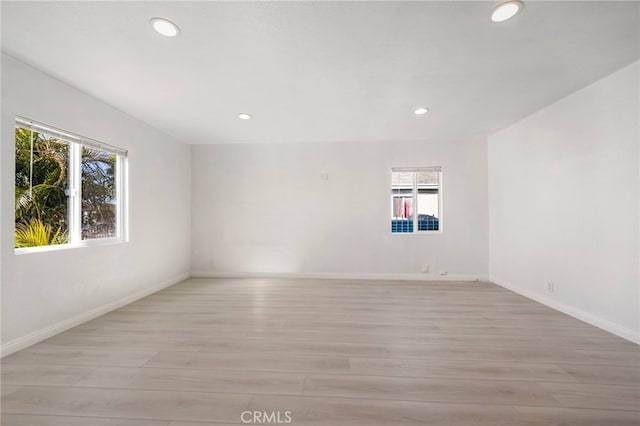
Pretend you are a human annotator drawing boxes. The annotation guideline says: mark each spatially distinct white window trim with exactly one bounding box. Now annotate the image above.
[14,238,126,256]
[390,166,443,235]
[14,117,129,254]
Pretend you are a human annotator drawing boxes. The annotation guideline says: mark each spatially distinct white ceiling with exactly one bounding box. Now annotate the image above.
[2,1,638,144]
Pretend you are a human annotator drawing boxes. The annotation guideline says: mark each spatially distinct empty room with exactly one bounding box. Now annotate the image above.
[1,1,639,425]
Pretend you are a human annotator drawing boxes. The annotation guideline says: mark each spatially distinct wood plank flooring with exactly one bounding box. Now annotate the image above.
[2,278,639,425]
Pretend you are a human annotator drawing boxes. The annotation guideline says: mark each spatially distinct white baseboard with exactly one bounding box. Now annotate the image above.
[490,276,639,345]
[191,271,489,282]
[0,272,190,358]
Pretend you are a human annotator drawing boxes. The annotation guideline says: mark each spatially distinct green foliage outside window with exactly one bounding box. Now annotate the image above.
[15,126,118,248]
[15,128,69,246]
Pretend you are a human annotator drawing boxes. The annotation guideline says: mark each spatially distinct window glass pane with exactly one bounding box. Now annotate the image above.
[417,170,439,231]
[391,171,414,233]
[14,127,69,248]
[82,147,117,240]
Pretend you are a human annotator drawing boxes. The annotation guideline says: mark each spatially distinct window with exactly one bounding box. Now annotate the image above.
[81,147,118,240]
[391,167,441,233]
[14,117,127,251]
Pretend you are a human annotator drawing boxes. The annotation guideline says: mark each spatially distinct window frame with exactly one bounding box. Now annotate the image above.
[390,166,443,235]
[14,117,128,255]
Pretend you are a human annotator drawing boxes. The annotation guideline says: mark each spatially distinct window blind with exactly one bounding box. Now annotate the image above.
[16,116,127,157]
[392,166,442,172]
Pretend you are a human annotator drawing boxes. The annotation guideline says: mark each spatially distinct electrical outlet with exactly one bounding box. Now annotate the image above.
[547,282,554,293]
[439,270,447,276]
[421,264,429,273]
[320,172,329,181]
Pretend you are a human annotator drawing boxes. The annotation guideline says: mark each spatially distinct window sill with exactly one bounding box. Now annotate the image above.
[14,238,126,255]
[391,231,444,235]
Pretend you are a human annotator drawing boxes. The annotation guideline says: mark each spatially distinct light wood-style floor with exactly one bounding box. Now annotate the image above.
[2,278,639,425]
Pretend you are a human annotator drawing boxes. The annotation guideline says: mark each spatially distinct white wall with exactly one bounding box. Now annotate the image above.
[191,139,488,279]
[488,61,640,342]
[1,53,191,354]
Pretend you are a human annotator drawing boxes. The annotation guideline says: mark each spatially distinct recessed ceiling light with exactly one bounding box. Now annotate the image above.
[150,18,180,37]
[490,1,524,23]
[414,107,429,115]
[238,113,252,120]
